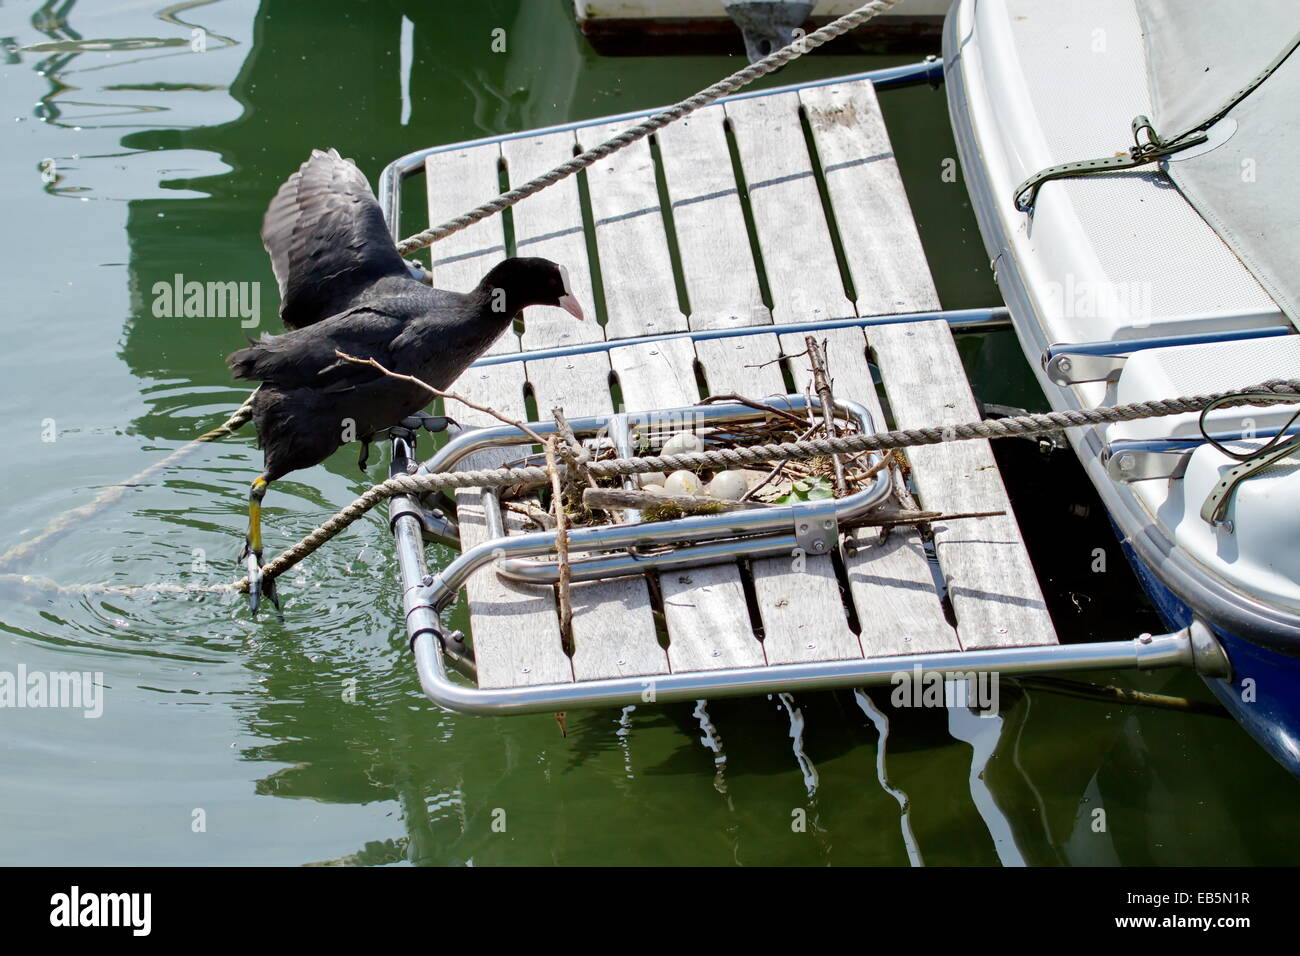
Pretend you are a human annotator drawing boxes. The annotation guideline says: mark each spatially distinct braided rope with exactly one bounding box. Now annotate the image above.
[195,394,255,442]
[0,393,256,572]
[394,0,906,256]
[226,379,1300,592]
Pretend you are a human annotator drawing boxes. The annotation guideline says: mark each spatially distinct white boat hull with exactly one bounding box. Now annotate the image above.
[943,0,1300,772]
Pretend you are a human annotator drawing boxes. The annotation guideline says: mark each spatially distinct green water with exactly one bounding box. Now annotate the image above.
[1,0,1294,867]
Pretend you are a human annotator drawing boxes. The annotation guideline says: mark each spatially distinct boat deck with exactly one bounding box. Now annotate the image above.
[414,75,1056,693]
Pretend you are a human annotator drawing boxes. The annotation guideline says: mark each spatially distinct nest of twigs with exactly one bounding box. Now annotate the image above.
[496,398,898,531]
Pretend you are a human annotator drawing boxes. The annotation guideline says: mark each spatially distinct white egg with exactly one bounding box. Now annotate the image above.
[707,470,749,500]
[661,430,704,456]
[637,471,667,488]
[664,470,702,495]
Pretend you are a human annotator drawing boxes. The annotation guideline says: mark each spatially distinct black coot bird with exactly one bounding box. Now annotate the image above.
[232,148,583,612]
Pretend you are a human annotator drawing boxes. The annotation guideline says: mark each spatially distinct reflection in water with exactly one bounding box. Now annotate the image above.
[24,0,237,128]
[778,692,819,798]
[945,689,1027,867]
[778,692,833,862]
[691,700,745,864]
[853,689,923,866]
[693,699,727,795]
[1006,688,1065,865]
[616,704,636,779]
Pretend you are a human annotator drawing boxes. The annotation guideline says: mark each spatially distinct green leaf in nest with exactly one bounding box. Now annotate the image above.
[769,476,835,504]
[804,479,834,500]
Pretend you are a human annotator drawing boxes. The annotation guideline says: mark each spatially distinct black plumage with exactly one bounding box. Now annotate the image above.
[261,147,413,330]
[233,148,583,613]
[231,258,579,480]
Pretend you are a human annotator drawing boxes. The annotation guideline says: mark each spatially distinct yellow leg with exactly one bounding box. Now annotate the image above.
[247,475,267,555]
[244,475,276,615]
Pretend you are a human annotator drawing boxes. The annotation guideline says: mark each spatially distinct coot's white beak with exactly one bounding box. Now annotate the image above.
[559,295,584,320]
[558,264,584,320]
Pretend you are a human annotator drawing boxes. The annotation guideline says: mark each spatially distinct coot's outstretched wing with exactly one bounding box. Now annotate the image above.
[261,148,410,330]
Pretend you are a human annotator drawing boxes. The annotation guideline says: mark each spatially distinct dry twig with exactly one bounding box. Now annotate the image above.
[334,350,549,448]
[740,424,820,501]
[697,393,810,429]
[851,450,896,484]
[545,437,573,652]
[804,336,847,496]
[582,487,767,514]
[502,499,556,529]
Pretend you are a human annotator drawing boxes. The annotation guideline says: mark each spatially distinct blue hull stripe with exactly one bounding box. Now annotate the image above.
[1117,535,1300,776]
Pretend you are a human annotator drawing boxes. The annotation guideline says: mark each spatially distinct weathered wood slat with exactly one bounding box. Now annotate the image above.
[578,120,687,341]
[500,132,605,351]
[610,337,765,671]
[443,363,573,688]
[427,148,570,685]
[800,82,941,317]
[525,351,668,681]
[696,333,863,664]
[424,146,517,356]
[692,334,787,403]
[779,328,960,657]
[654,105,770,331]
[725,92,855,324]
[522,352,612,424]
[868,320,1057,649]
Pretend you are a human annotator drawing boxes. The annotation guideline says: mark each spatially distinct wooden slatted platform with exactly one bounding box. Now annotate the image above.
[422,77,1056,691]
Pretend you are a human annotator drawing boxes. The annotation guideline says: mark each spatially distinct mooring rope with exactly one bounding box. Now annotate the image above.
[0,393,256,572]
[220,378,1300,594]
[394,0,907,256]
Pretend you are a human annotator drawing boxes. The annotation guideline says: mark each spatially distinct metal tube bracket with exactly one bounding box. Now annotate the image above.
[792,498,840,556]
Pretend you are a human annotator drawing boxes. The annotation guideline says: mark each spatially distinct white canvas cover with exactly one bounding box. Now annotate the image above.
[1137,0,1300,322]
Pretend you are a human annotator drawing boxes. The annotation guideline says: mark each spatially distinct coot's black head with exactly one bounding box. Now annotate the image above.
[480,257,584,320]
